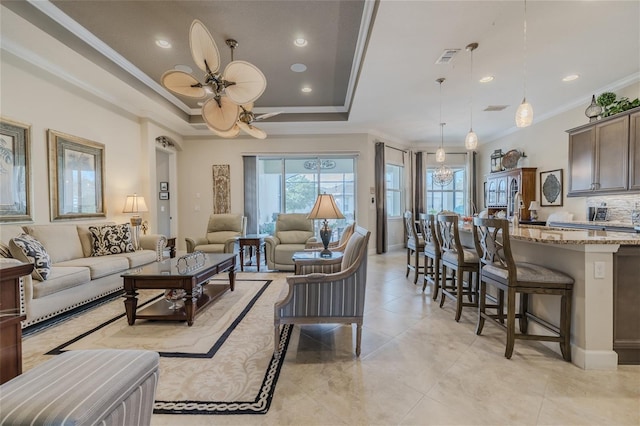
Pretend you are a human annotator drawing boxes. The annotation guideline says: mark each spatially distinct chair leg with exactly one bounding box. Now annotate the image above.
[454,270,463,322]
[406,248,411,277]
[422,257,432,292]
[560,292,572,362]
[355,323,362,357]
[519,293,529,333]
[432,258,440,301]
[498,289,505,324]
[439,265,447,308]
[413,249,420,284]
[505,288,517,359]
[274,324,280,354]
[476,280,487,335]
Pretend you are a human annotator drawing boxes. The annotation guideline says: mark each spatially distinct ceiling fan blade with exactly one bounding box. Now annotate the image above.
[161,70,207,98]
[238,121,267,139]
[223,60,267,105]
[190,19,220,73]
[208,124,240,138]
[242,102,254,112]
[202,97,239,132]
[253,111,283,122]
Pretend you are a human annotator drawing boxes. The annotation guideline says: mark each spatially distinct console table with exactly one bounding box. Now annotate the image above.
[1,263,33,384]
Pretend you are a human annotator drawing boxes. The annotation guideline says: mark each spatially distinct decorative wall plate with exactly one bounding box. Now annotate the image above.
[501,149,521,169]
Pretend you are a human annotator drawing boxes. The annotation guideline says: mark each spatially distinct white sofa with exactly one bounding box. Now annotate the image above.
[0,223,166,328]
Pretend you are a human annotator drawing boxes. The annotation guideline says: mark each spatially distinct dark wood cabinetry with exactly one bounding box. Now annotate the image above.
[567,107,640,196]
[613,246,640,364]
[1,263,33,384]
[485,167,537,221]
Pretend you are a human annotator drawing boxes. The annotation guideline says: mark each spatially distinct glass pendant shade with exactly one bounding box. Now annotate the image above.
[465,129,478,150]
[515,98,533,128]
[433,164,454,186]
[435,147,446,163]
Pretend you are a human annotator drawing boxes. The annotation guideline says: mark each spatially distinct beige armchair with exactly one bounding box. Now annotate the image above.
[185,213,246,253]
[264,213,316,271]
[274,225,371,356]
[304,222,355,252]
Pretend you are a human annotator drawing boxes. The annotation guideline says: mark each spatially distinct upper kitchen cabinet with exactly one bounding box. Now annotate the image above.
[567,108,640,197]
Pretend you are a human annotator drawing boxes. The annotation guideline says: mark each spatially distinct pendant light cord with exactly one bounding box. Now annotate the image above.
[523,0,528,100]
[469,47,474,129]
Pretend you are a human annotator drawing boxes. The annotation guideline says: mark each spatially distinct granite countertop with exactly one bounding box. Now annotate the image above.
[460,223,640,245]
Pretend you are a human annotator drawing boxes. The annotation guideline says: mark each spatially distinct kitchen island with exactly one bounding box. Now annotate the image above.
[460,224,640,370]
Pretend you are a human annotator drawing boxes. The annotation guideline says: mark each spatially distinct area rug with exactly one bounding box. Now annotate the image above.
[20,274,292,415]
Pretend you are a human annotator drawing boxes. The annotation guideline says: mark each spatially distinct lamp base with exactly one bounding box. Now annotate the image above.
[320,248,332,258]
[319,221,332,257]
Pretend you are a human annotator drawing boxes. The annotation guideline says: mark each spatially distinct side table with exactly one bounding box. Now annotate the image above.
[292,251,344,275]
[237,234,268,272]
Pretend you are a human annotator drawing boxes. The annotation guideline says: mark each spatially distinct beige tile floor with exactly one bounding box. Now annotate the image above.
[152,248,639,425]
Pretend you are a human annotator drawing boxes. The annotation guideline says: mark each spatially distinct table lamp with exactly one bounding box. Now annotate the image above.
[123,194,148,250]
[307,193,345,257]
[528,200,540,221]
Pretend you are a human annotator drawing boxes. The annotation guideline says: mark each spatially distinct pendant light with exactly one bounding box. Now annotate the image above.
[435,78,446,163]
[465,43,479,150]
[515,0,533,127]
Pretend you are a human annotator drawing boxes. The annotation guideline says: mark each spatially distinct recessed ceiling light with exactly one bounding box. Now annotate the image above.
[479,75,494,83]
[155,39,171,49]
[174,64,193,74]
[562,74,580,82]
[290,63,307,73]
[301,87,312,93]
[294,38,308,47]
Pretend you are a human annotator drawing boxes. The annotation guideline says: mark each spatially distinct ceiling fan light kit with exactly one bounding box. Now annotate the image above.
[161,19,279,139]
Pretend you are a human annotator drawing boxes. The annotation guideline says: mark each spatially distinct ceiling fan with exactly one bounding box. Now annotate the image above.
[161,19,279,139]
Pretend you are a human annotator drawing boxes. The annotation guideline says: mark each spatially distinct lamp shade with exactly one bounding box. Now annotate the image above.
[464,130,478,150]
[307,194,345,220]
[515,98,533,127]
[123,194,148,214]
[528,201,540,210]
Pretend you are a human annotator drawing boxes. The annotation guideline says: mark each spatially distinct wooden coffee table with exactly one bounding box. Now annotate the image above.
[121,253,236,326]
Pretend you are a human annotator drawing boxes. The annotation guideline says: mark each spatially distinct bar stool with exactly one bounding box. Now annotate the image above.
[404,211,424,284]
[472,217,574,361]
[436,214,480,321]
[419,213,441,299]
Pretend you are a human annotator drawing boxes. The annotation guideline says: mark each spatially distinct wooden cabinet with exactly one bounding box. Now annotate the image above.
[567,108,640,196]
[1,263,33,384]
[485,167,536,221]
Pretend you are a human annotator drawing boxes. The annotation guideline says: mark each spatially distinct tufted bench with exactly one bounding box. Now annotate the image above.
[0,349,159,425]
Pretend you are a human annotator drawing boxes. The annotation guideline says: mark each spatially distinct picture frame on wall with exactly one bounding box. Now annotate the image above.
[159,192,169,200]
[160,181,168,191]
[48,129,106,221]
[0,117,32,222]
[540,169,563,207]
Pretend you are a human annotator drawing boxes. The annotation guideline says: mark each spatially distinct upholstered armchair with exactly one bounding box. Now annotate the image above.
[264,213,316,271]
[304,222,355,252]
[274,226,371,356]
[185,213,246,253]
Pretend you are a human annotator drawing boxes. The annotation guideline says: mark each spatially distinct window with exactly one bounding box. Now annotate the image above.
[386,164,403,218]
[257,157,356,236]
[426,167,466,214]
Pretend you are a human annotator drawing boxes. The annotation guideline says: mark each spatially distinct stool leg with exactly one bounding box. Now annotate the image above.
[476,279,487,335]
[432,258,440,301]
[413,249,420,284]
[560,292,572,362]
[406,248,411,277]
[455,269,463,322]
[505,288,517,359]
[519,293,529,334]
[439,265,448,308]
[498,289,505,324]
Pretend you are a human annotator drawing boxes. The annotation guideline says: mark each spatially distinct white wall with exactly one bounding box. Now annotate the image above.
[177,133,377,250]
[477,82,640,222]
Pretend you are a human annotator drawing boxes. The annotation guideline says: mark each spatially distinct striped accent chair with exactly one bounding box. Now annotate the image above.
[0,349,159,425]
[274,226,371,356]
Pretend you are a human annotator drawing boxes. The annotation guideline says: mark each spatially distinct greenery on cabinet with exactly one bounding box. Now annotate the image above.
[597,92,640,118]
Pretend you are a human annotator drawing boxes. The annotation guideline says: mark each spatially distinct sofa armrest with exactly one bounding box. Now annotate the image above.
[140,234,166,260]
[223,237,238,254]
[264,236,280,269]
[185,237,208,253]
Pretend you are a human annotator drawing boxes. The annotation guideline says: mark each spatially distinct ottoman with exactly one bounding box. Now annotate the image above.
[0,349,159,425]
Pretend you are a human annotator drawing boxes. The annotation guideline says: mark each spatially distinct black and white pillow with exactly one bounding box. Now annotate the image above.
[9,234,52,280]
[89,224,135,256]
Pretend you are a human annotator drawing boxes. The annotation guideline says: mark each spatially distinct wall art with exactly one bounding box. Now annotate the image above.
[0,117,31,222]
[540,169,563,207]
[212,164,230,214]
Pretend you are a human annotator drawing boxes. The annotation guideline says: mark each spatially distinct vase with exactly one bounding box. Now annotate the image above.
[585,95,602,122]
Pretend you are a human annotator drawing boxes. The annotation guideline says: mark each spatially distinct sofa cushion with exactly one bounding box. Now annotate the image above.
[278,230,314,245]
[0,243,11,258]
[113,249,157,268]
[207,230,240,244]
[207,213,243,232]
[9,234,52,280]
[0,225,25,257]
[89,224,135,256]
[56,256,130,279]
[193,243,225,253]
[23,225,84,264]
[31,266,91,298]
[275,243,307,265]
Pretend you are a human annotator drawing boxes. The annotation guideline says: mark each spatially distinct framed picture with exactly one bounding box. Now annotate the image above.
[160,181,169,191]
[159,192,169,200]
[48,130,106,221]
[0,118,32,222]
[540,169,563,207]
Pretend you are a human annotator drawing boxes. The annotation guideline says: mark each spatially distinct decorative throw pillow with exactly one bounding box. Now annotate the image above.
[89,224,135,256]
[0,242,12,258]
[8,234,52,280]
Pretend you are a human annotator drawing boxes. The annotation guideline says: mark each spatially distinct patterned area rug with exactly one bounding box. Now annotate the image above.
[21,274,292,415]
